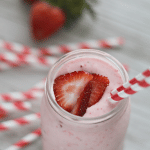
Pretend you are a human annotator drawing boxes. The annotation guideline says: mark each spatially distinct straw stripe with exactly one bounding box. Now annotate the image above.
[143,69,150,77]
[0,90,43,102]
[0,40,33,55]
[109,68,150,101]
[39,37,124,55]
[110,79,150,101]
[0,57,21,71]
[0,37,124,56]
[0,102,31,112]
[0,113,40,131]
[0,52,58,67]
[111,68,150,95]
[0,79,45,102]
[0,62,17,71]
[5,128,41,150]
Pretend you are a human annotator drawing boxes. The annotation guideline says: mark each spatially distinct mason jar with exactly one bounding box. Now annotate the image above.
[41,49,130,150]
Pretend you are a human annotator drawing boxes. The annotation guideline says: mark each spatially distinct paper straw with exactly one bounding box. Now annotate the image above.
[35,37,124,55]
[0,90,43,102]
[0,102,31,113]
[109,68,150,101]
[0,59,22,71]
[0,62,18,71]
[0,79,45,102]
[0,113,40,131]
[0,52,58,67]
[0,109,7,119]
[4,128,41,150]
[0,37,124,56]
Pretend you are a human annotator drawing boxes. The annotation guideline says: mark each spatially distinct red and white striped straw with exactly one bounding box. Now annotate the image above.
[4,128,41,150]
[0,37,124,56]
[0,52,58,67]
[0,60,22,71]
[109,68,150,101]
[0,62,18,71]
[0,90,43,102]
[0,102,31,113]
[0,113,40,131]
[0,79,45,102]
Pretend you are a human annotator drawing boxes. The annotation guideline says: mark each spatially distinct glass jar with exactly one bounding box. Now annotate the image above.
[41,49,130,150]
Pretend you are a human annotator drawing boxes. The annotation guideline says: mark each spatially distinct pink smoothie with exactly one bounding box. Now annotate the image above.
[41,50,130,150]
[56,57,123,118]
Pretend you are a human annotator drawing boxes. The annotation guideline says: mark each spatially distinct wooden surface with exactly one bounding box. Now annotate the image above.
[0,0,150,150]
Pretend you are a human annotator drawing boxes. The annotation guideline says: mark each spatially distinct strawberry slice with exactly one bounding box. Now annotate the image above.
[88,74,109,107]
[71,82,92,116]
[53,71,93,112]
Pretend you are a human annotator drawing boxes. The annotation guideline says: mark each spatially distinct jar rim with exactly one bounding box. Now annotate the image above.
[46,49,129,124]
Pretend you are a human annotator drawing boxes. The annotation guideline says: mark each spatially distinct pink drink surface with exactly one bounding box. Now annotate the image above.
[41,56,130,150]
[56,57,123,117]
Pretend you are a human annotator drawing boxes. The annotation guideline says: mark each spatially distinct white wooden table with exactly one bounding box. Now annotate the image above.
[0,0,150,150]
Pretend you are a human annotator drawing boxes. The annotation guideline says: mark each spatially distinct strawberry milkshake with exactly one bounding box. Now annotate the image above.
[41,49,130,150]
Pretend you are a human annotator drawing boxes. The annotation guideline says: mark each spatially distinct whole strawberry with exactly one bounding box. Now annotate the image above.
[30,2,66,41]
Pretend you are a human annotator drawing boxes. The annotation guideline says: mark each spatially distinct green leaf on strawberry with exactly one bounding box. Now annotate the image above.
[45,0,97,27]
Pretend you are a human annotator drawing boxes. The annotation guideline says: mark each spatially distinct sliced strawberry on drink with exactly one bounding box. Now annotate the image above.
[88,74,109,107]
[71,82,92,116]
[53,71,93,112]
